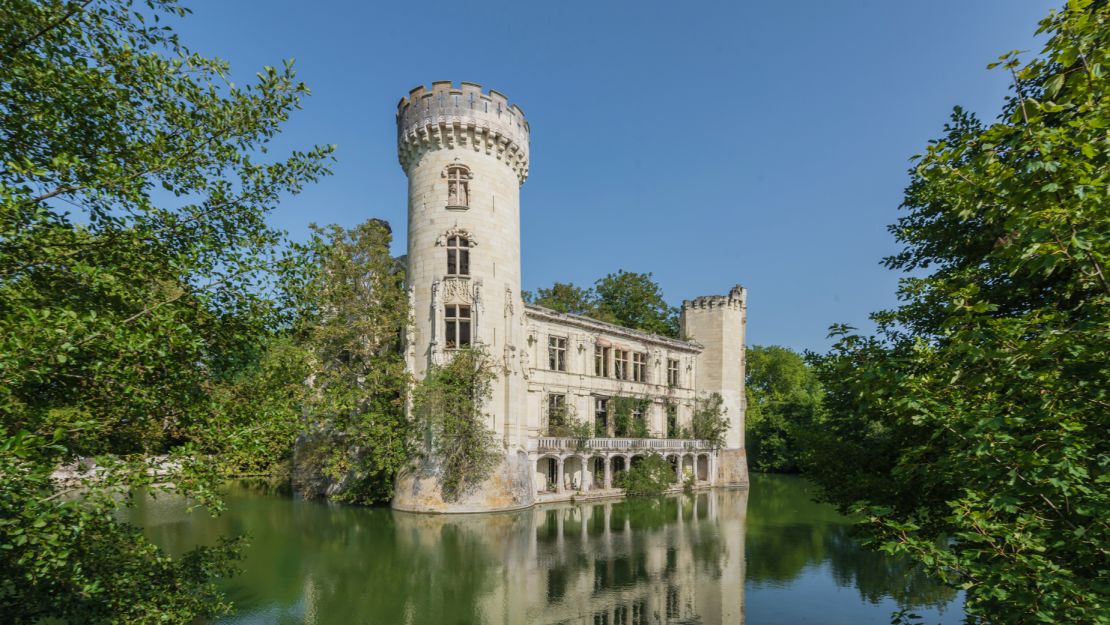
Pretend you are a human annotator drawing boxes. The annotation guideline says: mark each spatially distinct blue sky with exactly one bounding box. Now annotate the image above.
[174,0,1055,352]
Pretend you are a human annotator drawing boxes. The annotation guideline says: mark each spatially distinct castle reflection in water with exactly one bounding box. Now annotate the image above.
[387,489,746,625]
[129,477,960,625]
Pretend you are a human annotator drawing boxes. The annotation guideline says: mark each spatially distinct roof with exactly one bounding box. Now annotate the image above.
[524,304,702,352]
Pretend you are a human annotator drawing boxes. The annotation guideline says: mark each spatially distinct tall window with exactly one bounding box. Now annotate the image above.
[614,349,630,381]
[667,358,680,387]
[632,352,647,382]
[444,304,471,348]
[445,164,470,207]
[446,235,469,276]
[594,397,609,437]
[594,345,610,377]
[547,394,566,432]
[548,336,567,371]
[666,404,678,438]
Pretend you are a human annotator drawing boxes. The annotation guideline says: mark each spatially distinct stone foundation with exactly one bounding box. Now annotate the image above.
[715,448,749,487]
[393,449,535,513]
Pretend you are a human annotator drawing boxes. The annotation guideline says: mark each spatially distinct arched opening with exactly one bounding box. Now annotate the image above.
[681,455,695,482]
[629,454,644,469]
[590,457,607,490]
[536,457,558,493]
[564,456,584,492]
[612,455,627,480]
[697,455,709,482]
[668,455,680,481]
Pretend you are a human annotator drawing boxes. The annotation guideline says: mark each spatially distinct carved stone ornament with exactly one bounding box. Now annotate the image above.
[442,276,474,304]
[435,225,477,247]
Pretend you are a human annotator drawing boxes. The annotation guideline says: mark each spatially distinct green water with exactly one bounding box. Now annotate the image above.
[129,474,963,624]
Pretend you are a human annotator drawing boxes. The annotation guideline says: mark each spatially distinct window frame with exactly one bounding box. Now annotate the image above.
[444,304,472,349]
[632,352,647,382]
[594,345,610,377]
[445,164,471,208]
[547,393,567,432]
[613,349,630,381]
[445,235,470,276]
[667,358,680,387]
[548,336,567,372]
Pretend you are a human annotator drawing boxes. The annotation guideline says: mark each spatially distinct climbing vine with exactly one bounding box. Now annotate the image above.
[411,348,500,501]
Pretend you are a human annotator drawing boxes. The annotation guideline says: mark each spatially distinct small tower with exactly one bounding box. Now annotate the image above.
[681,286,749,486]
[394,81,533,512]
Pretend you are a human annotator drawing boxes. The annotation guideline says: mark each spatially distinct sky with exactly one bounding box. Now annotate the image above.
[172,0,1057,353]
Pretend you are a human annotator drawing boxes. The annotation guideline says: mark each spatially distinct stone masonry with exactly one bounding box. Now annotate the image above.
[391,82,748,513]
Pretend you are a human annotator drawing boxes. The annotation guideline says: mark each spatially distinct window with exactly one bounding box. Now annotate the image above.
[548,336,567,371]
[666,404,678,438]
[594,398,609,437]
[594,345,610,377]
[547,394,566,432]
[632,403,646,434]
[667,358,680,387]
[613,349,630,381]
[632,352,646,382]
[444,304,471,348]
[445,164,470,207]
[446,235,469,276]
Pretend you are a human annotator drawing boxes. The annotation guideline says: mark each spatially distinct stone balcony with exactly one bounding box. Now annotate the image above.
[531,437,713,453]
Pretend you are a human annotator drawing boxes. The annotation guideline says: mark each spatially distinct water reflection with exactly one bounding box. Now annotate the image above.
[127,475,961,625]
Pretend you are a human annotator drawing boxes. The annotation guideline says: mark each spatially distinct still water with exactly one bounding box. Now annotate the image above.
[130,474,963,625]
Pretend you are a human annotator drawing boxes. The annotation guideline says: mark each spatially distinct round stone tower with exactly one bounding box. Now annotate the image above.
[393,81,534,512]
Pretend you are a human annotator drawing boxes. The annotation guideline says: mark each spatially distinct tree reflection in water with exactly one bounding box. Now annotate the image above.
[125,475,961,625]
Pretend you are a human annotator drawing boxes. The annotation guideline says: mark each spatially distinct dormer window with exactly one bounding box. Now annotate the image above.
[446,235,470,276]
[444,163,471,208]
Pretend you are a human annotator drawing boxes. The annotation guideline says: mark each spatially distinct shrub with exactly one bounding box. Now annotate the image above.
[615,454,675,496]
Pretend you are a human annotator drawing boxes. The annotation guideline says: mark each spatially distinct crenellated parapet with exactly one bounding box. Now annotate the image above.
[397,81,531,185]
[682,285,746,311]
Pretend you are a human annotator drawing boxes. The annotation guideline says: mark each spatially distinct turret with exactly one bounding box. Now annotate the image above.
[394,81,534,512]
[681,286,748,485]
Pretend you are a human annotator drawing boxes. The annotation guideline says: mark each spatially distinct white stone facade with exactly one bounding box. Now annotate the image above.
[392,81,748,513]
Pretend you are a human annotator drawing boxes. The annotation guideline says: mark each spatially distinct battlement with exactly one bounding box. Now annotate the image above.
[681,285,746,311]
[397,81,530,184]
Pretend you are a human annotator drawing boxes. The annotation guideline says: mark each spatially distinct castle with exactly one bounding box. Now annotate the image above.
[392,81,748,513]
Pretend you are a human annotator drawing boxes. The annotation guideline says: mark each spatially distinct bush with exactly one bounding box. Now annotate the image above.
[615,454,675,496]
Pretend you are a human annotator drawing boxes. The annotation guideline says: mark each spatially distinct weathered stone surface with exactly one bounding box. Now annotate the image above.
[715,448,750,487]
[392,449,535,513]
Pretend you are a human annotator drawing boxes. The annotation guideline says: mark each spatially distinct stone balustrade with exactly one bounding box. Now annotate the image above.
[533,437,712,453]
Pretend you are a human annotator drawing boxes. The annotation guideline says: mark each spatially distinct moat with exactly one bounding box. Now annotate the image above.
[129,474,964,624]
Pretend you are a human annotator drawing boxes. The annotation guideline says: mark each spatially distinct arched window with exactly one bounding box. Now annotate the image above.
[444,163,471,207]
[446,235,469,276]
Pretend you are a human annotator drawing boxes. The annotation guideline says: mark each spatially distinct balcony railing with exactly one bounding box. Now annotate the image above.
[533,437,712,453]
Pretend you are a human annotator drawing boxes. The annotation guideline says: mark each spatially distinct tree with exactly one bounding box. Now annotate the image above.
[614,454,674,496]
[744,345,824,473]
[806,4,1108,623]
[0,0,332,621]
[292,220,411,504]
[410,348,500,502]
[691,393,730,450]
[594,270,680,337]
[523,281,595,316]
[526,271,680,338]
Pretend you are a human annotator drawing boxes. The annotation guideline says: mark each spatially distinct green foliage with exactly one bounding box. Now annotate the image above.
[691,393,729,449]
[744,345,825,473]
[593,270,680,338]
[522,281,594,315]
[615,454,675,496]
[609,396,652,438]
[525,270,680,338]
[200,336,313,476]
[0,0,331,621]
[411,348,500,502]
[806,4,1110,623]
[292,220,411,504]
